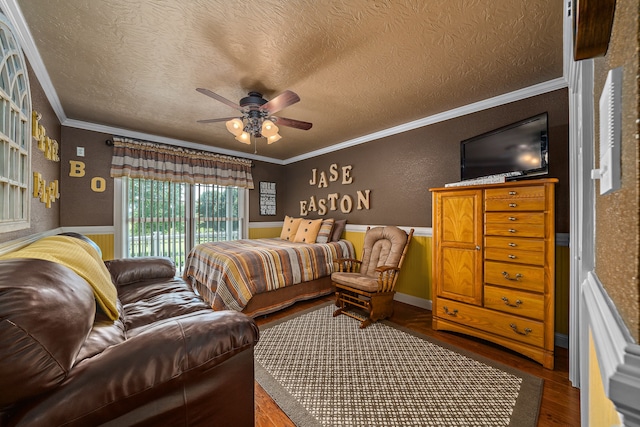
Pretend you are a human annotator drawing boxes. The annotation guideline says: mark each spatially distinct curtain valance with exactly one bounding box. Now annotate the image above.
[109,137,254,189]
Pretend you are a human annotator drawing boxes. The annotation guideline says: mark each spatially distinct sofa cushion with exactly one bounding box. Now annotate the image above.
[0,259,96,408]
[121,278,213,335]
[105,257,176,286]
[74,300,127,365]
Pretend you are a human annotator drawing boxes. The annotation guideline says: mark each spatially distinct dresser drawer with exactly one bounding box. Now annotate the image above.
[485,212,544,225]
[485,247,544,266]
[484,261,545,292]
[484,285,544,320]
[485,222,545,238]
[435,298,544,347]
[484,236,545,252]
[485,186,545,200]
[485,198,545,211]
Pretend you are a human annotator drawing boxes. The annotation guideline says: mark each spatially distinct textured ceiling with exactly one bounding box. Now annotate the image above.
[14,0,563,161]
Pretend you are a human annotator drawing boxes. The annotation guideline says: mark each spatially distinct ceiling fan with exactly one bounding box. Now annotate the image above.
[196,88,313,144]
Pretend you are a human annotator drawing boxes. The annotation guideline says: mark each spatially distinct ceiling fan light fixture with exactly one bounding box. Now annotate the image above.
[225,118,244,136]
[267,133,282,144]
[197,88,312,146]
[235,131,251,144]
[261,120,278,137]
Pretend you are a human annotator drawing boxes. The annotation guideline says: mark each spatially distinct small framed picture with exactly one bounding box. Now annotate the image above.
[259,181,276,216]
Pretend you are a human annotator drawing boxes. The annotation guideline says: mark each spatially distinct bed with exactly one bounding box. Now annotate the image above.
[182,237,355,317]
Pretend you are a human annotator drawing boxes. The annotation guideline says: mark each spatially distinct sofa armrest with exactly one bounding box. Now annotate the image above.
[105,257,176,286]
[7,310,259,426]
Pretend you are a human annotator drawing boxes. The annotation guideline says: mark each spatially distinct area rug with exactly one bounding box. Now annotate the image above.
[255,303,543,427]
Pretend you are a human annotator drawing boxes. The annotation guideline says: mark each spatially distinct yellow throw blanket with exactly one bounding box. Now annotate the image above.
[0,235,119,320]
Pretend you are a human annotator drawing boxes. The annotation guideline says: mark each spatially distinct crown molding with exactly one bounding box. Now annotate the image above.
[66,78,568,166]
[283,77,568,164]
[3,0,569,166]
[0,0,67,124]
[62,118,283,164]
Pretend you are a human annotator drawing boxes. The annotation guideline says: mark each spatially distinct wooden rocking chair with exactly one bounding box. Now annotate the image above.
[332,226,413,328]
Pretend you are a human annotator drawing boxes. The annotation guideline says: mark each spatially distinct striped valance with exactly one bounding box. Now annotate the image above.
[109,137,254,189]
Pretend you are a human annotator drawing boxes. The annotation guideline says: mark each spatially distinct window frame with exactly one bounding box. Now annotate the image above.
[113,176,249,261]
[0,12,31,233]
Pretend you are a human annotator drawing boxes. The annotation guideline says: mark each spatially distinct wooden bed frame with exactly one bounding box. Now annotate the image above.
[190,273,335,319]
[240,277,334,318]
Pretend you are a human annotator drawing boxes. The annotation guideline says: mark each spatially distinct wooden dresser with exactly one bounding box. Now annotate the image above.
[430,178,557,369]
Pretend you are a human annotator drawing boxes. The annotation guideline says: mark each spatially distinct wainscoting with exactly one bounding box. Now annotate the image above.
[249,222,571,346]
[1,223,572,347]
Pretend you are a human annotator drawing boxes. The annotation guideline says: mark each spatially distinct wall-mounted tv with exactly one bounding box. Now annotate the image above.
[460,112,549,181]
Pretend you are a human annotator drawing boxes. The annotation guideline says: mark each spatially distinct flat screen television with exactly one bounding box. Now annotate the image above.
[460,112,548,181]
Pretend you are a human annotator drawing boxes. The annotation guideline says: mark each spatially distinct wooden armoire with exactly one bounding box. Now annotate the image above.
[430,178,557,369]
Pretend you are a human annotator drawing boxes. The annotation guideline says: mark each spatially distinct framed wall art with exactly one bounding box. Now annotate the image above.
[259,181,276,216]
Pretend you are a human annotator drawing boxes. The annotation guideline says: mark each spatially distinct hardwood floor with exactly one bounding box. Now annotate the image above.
[254,296,581,427]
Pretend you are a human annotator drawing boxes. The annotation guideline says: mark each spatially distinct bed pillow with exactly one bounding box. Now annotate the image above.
[280,216,302,241]
[293,219,323,243]
[330,219,347,241]
[315,218,335,244]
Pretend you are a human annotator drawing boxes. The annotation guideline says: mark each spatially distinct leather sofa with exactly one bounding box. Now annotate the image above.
[0,235,260,426]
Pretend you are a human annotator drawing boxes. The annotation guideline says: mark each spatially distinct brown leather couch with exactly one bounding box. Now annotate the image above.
[0,240,260,426]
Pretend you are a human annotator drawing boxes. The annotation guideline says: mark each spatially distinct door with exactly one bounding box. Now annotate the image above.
[433,189,483,305]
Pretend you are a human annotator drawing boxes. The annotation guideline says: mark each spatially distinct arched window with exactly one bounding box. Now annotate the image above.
[0,12,31,232]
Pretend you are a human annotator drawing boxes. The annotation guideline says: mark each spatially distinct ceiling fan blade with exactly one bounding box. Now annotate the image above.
[197,116,240,124]
[262,90,300,114]
[196,88,242,111]
[273,116,313,130]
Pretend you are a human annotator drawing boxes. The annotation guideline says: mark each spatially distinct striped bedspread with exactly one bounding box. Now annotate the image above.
[183,238,355,312]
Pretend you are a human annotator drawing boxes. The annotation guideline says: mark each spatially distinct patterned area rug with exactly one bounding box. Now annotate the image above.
[255,303,542,426]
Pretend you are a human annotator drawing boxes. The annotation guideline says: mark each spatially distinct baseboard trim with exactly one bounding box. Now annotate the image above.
[555,333,569,349]
[394,293,432,310]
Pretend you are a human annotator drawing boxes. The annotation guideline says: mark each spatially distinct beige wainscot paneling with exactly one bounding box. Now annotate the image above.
[589,330,622,426]
[248,222,282,239]
[85,234,115,260]
[345,227,431,302]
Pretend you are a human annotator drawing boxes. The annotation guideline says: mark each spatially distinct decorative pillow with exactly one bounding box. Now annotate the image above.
[330,219,347,242]
[280,215,302,241]
[293,219,323,243]
[315,218,335,244]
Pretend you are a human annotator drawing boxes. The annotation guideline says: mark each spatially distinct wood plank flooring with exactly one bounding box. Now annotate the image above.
[254,296,580,427]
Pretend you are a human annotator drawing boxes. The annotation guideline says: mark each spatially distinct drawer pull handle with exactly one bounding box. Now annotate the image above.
[510,323,532,336]
[442,306,458,316]
[508,229,517,233]
[501,297,522,307]
[508,242,517,247]
[508,254,517,259]
[508,217,517,221]
[502,271,523,281]
[509,203,517,208]
[508,191,517,195]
